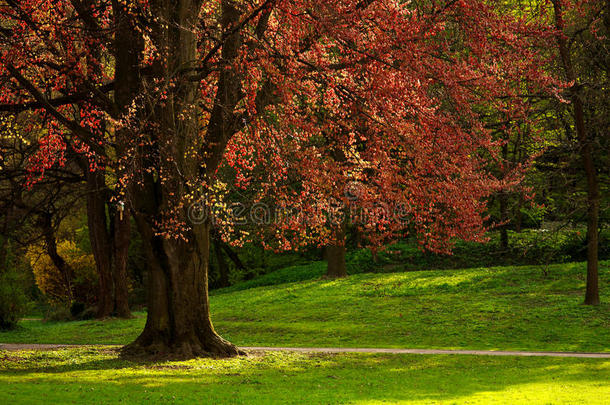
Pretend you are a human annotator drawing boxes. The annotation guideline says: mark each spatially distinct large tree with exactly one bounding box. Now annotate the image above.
[1,0,555,357]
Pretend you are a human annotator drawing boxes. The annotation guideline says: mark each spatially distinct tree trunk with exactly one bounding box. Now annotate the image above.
[326,226,348,278]
[85,170,133,318]
[123,220,239,358]
[214,238,231,288]
[221,242,246,271]
[499,142,509,250]
[0,235,7,275]
[122,0,243,358]
[499,192,509,250]
[553,1,600,305]
[326,244,348,278]
[86,171,115,317]
[40,213,74,301]
[112,209,132,317]
[515,194,523,233]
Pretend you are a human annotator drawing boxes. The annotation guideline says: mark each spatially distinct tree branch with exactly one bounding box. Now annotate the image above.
[5,64,106,155]
[0,83,114,113]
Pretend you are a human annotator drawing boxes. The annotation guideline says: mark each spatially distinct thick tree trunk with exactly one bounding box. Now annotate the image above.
[122,0,243,358]
[123,220,239,358]
[553,1,600,305]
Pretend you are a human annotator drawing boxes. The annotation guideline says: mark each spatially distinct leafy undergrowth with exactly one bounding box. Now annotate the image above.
[0,347,609,404]
[1,261,609,352]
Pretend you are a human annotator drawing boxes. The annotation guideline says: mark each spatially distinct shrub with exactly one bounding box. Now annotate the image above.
[0,269,29,330]
[70,301,86,318]
[44,305,73,322]
[79,307,97,320]
[26,240,98,305]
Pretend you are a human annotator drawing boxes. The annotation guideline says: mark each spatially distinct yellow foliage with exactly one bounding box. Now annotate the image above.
[26,241,98,305]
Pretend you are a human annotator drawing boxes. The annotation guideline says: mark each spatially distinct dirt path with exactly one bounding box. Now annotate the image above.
[1,343,609,358]
[242,346,610,358]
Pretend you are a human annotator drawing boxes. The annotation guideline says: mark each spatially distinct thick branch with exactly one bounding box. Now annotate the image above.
[0,83,114,113]
[5,64,105,155]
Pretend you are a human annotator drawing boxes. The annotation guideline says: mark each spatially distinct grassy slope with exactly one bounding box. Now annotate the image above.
[1,261,609,352]
[0,347,609,404]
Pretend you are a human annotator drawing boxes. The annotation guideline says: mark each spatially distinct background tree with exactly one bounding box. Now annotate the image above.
[0,109,132,318]
[550,0,608,305]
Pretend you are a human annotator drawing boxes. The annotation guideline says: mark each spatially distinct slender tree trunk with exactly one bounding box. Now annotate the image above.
[499,142,509,249]
[515,194,523,233]
[39,213,74,302]
[112,209,132,317]
[86,172,114,317]
[85,171,133,318]
[499,192,509,250]
[0,235,7,275]
[221,243,246,271]
[214,238,231,289]
[553,0,600,305]
[0,216,8,274]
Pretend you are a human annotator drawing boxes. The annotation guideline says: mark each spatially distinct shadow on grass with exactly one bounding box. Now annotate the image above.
[1,348,609,404]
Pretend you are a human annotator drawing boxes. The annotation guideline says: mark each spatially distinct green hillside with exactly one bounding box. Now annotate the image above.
[3,261,609,353]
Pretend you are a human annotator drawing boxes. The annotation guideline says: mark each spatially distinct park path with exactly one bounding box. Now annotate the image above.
[1,343,609,358]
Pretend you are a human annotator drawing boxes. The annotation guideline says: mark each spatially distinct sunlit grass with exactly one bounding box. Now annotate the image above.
[1,261,608,352]
[0,347,609,404]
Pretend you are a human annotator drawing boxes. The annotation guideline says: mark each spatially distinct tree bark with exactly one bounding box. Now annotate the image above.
[122,0,242,358]
[86,171,132,317]
[39,213,74,302]
[0,235,7,275]
[221,242,246,271]
[326,225,348,278]
[553,0,600,305]
[214,238,231,289]
[124,218,239,358]
[515,194,523,233]
[499,142,509,249]
[112,209,132,317]
[326,244,348,278]
[499,191,509,250]
[85,172,114,316]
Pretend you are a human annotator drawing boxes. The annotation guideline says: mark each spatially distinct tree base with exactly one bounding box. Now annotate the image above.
[120,330,244,360]
[584,297,600,306]
[322,273,348,280]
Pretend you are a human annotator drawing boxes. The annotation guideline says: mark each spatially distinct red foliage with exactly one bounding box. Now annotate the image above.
[0,0,562,252]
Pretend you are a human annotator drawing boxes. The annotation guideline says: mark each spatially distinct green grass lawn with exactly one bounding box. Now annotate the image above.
[1,261,609,352]
[0,347,609,404]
